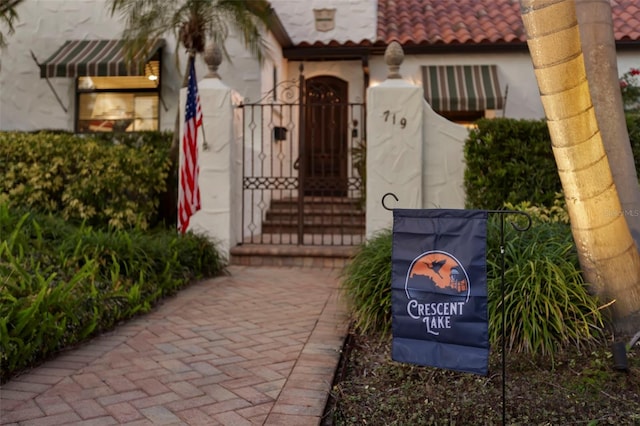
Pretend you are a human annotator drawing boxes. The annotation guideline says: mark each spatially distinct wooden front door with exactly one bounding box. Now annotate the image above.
[302,76,348,197]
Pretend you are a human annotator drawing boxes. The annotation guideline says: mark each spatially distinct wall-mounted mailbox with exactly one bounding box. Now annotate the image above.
[273,126,288,141]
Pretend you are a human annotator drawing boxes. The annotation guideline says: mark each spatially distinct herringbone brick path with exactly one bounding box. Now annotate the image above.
[0,266,350,425]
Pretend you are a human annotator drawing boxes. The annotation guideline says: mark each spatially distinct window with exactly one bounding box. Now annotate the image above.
[76,60,161,133]
[39,39,165,133]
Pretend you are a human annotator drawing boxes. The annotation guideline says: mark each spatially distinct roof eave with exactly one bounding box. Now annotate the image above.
[282,38,640,61]
[616,39,640,50]
[267,7,294,49]
[283,46,371,61]
[282,40,530,60]
[375,40,530,54]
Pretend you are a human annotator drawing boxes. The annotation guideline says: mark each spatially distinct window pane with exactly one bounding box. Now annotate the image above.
[78,93,158,132]
[131,95,159,131]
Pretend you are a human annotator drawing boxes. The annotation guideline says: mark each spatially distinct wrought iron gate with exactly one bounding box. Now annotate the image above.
[237,68,366,246]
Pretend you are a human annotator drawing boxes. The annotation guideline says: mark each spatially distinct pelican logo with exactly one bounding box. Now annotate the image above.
[404,250,470,335]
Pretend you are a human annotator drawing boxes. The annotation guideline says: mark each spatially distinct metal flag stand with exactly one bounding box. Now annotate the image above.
[381,193,531,425]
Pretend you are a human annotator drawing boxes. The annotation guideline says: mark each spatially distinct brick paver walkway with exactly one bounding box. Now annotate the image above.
[0,266,350,425]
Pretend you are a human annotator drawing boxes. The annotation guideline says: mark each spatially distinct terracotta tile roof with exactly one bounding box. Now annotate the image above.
[294,40,375,48]
[376,0,640,46]
[293,0,640,48]
[377,0,524,46]
[614,0,640,41]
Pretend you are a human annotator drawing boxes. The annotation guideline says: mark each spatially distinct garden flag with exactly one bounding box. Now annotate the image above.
[391,209,489,375]
[178,60,203,234]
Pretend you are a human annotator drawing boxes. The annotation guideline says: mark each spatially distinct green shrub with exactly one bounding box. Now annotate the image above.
[486,212,603,358]
[0,208,99,376]
[341,229,393,335]
[340,208,604,359]
[464,118,561,209]
[92,131,178,227]
[501,195,569,225]
[0,131,171,230]
[0,204,224,382]
[465,115,640,210]
[91,130,172,152]
[627,112,640,173]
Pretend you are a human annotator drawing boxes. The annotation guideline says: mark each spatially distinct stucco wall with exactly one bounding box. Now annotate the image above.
[269,0,376,44]
[2,0,637,131]
[368,50,640,121]
[369,52,543,119]
[0,0,263,132]
[422,102,469,209]
[365,75,469,238]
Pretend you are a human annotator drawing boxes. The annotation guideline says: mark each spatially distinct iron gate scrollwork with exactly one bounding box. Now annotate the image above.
[236,66,366,246]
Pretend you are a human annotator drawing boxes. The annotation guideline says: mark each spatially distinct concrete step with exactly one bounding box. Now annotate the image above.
[272,196,363,206]
[269,200,364,215]
[262,222,365,234]
[267,205,364,215]
[229,243,359,268]
[263,197,364,235]
[265,211,364,222]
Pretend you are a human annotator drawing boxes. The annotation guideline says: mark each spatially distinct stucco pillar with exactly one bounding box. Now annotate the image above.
[366,42,424,238]
[179,43,241,260]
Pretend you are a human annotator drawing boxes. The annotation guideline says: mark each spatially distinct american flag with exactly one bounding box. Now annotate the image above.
[178,59,203,234]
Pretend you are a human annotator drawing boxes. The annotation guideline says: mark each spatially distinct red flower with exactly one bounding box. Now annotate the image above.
[620,67,640,112]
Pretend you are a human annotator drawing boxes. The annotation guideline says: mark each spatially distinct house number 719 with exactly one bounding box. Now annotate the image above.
[383,110,407,129]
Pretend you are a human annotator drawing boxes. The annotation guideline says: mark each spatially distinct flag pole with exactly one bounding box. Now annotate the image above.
[201,124,209,151]
[177,51,204,234]
[486,209,531,425]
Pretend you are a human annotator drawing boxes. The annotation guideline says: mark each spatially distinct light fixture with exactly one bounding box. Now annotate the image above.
[145,61,159,82]
[79,76,95,89]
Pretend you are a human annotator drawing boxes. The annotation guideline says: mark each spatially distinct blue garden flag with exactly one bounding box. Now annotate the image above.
[391,208,489,375]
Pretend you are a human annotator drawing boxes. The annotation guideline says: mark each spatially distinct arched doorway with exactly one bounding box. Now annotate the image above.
[302,76,349,197]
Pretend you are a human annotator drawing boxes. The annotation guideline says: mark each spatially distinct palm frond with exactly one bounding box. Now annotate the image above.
[108,0,177,67]
[0,0,24,47]
[213,0,273,63]
[110,0,272,61]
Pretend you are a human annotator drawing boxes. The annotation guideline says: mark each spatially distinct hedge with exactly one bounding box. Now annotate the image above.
[0,131,172,229]
[464,114,640,210]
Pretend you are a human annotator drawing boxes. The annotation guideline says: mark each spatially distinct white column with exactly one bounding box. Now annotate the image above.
[366,42,424,238]
[179,45,241,260]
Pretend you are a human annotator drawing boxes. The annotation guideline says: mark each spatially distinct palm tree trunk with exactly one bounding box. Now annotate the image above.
[576,0,640,246]
[520,0,640,334]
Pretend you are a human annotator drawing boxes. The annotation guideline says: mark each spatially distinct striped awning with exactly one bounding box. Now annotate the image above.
[39,39,165,78]
[422,65,504,112]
